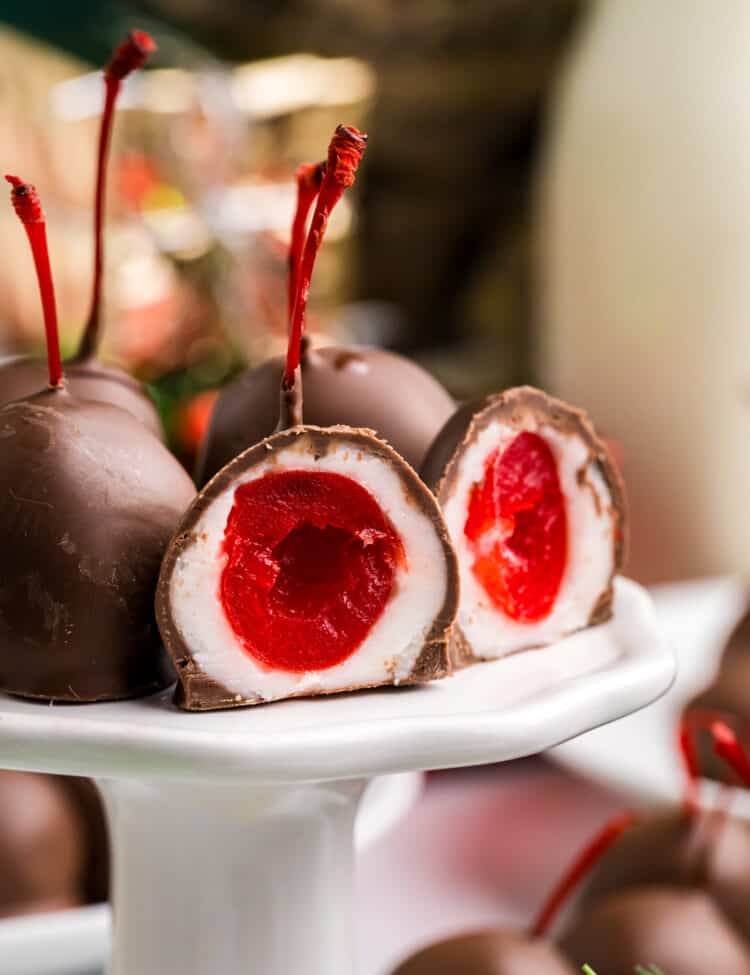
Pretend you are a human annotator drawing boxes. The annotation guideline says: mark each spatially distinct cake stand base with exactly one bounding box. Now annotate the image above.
[0,579,674,975]
[100,777,365,975]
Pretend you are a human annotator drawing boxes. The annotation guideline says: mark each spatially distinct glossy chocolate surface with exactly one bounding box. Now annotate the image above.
[0,387,194,701]
[195,345,455,485]
[391,929,576,975]
[0,355,162,438]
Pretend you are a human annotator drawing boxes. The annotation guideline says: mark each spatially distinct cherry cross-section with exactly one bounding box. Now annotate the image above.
[221,469,404,672]
[464,431,567,623]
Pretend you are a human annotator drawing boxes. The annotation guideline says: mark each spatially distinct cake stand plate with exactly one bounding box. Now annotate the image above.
[0,578,672,975]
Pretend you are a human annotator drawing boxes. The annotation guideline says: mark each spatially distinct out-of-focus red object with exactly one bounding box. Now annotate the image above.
[175,389,218,455]
[117,153,160,211]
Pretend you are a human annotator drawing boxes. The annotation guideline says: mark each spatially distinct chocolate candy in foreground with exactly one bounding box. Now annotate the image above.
[422,385,626,664]
[689,608,750,782]
[560,886,750,975]
[158,425,458,709]
[0,772,108,919]
[391,929,576,975]
[570,807,750,946]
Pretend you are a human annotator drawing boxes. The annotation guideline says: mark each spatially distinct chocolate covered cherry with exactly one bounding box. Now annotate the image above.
[0,31,161,436]
[560,885,750,975]
[158,426,457,709]
[157,125,458,709]
[0,176,194,701]
[195,135,454,486]
[392,930,576,975]
[421,387,626,663]
[391,813,634,975]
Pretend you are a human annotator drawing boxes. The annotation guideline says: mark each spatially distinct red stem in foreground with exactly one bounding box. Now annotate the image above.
[283,125,367,388]
[678,717,702,815]
[288,162,324,327]
[77,30,156,361]
[711,719,750,788]
[6,175,63,389]
[530,811,636,938]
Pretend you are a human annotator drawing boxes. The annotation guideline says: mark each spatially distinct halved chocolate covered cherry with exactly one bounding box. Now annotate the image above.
[422,386,626,662]
[158,123,458,709]
[157,426,458,709]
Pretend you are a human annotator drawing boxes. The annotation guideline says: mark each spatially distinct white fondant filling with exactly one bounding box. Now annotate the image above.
[169,439,449,702]
[443,419,615,657]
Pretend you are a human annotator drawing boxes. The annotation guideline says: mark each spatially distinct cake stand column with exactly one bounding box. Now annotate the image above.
[97,776,366,975]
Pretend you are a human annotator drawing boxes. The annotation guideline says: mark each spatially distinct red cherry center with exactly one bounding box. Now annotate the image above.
[464,431,567,622]
[220,470,404,672]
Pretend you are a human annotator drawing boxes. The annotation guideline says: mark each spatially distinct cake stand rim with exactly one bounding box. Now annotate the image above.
[0,577,674,785]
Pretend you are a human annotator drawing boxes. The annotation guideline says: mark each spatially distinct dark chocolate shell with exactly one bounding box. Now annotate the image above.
[0,771,86,918]
[0,388,195,701]
[690,608,750,781]
[559,886,750,975]
[0,355,162,438]
[158,425,459,710]
[391,929,577,975]
[574,808,750,948]
[195,345,455,486]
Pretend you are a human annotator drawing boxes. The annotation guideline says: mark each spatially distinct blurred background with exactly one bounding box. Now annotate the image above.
[4,1,748,588]
[0,0,584,486]
[4,2,750,972]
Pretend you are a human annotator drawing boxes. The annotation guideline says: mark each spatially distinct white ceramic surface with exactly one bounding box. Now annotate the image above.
[551,577,749,809]
[0,579,672,786]
[0,773,421,975]
[0,904,108,975]
[0,577,673,975]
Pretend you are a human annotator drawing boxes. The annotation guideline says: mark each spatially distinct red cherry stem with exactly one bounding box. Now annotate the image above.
[282,124,367,392]
[529,715,750,942]
[530,811,637,939]
[288,162,324,327]
[711,719,750,787]
[678,717,702,815]
[76,30,156,361]
[683,707,750,788]
[6,175,63,389]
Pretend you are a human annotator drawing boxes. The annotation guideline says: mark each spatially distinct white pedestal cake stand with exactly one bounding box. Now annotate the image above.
[0,578,673,975]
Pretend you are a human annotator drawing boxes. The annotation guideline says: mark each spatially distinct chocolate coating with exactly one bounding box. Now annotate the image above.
[0,354,163,438]
[0,387,195,701]
[0,771,85,918]
[195,345,455,486]
[421,386,627,663]
[158,424,459,710]
[560,886,750,975]
[391,929,576,975]
[690,607,750,781]
[575,808,750,946]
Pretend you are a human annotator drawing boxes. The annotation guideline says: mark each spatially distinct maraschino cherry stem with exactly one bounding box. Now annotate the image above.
[711,719,750,787]
[288,161,324,327]
[530,811,637,938]
[678,717,702,815]
[6,175,63,389]
[278,125,367,430]
[76,29,156,362]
